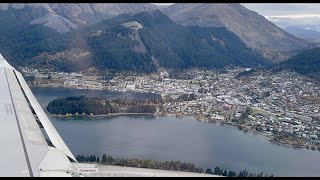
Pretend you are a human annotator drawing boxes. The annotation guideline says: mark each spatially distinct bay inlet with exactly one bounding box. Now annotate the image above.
[31,87,320,177]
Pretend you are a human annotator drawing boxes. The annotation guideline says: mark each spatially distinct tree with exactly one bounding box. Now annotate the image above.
[198,168,204,173]
[76,155,81,162]
[205,168,213,174]
[223,170,228,176]
[96,157,100,163]
[257,172,264,177]
[238,169,249,177]
[228,171,237,177]
[102,154,107,163]
[214,167,222,175]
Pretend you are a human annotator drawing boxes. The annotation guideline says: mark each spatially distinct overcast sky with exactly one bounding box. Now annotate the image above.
[242,3,320,17]
[152,3,320,18]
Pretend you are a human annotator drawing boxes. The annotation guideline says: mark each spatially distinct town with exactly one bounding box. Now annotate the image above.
[22,66,320,150]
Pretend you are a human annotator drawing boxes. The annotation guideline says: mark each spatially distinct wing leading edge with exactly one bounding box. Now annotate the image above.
[0,54,78,177]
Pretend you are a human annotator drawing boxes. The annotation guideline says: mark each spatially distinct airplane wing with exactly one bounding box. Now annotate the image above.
[0,54,78,177]
[0,54,218,177]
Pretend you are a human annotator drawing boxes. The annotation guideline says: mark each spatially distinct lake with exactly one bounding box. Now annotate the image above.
[31,87,320,177]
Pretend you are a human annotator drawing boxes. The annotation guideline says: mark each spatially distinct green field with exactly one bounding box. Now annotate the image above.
[251,108,270,116]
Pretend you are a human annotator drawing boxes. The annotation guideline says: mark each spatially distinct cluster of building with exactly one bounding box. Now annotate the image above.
[21,67,103,90]
[106,68,320,149]
[23,66,320,149]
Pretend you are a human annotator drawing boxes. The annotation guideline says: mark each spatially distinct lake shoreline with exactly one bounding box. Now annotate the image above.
[164,113,320,152]
[49,109,319,152]
[49,113,156,118]
[32,86,320,176]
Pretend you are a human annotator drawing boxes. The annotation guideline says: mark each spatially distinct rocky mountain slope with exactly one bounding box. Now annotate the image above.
[0,9,269,73]
[0,3,156,33]
[160,3,313,62]
[0,3,314,74]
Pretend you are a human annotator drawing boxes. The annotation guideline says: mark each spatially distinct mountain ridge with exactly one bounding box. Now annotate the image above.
[0,3,157,33]
[0,9,270,73]
[160,3,313,62]
[274,47,320,80]
[0,3,314,74]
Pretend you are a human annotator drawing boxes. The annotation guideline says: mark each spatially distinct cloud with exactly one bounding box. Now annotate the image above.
[242,3,320,16]
[266,14,320,19]
[266,16,320,28]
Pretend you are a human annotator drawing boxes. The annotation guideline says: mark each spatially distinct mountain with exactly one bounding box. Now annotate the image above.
[48,3,157,26]
[0,3,78,33]
[266,15,320,30]
[284,25,320,43]
[0,7,72,68]
[187,26,268,67]
[160,3,313,62]
[88,10,266,72]
[45,10,269,73]
[0,3,157,33]
[265,15,320,43]
[274,47,320,80]
[0,9,269,73]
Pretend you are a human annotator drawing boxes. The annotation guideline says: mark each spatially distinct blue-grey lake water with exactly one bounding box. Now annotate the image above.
[31,87,320,177]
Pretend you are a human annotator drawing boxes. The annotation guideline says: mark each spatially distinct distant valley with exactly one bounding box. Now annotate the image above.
[284,25,320,43]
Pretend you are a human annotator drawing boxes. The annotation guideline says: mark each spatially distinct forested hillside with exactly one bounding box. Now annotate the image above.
[0,8,71,68]
[84,10,270,73]
[0,9,270,73]
[274,47,320,79]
